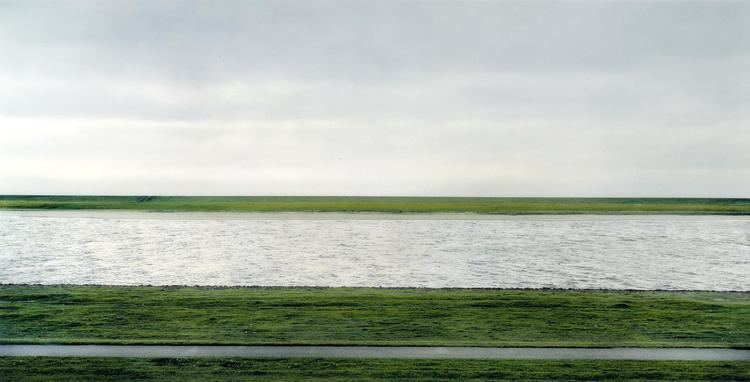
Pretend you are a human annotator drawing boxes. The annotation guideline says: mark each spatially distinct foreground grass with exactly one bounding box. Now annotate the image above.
[1,195,749,214]
[1,358,749,381]
[1,286,748,347]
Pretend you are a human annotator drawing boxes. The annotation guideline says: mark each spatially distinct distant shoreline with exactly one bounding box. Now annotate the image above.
[1,196,749,214]
[4,209,750,221]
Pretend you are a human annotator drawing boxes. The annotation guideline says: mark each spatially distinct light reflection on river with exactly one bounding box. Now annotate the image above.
[1,211,748,290]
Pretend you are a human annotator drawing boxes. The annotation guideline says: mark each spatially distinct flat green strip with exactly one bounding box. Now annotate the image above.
[1,286,748,347]
[1,196,749,214]
[1,358,749,381]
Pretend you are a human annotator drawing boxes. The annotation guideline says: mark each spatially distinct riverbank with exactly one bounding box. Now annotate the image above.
[2,357,748,381]
[2,286,748,348]
[2,196,750,214]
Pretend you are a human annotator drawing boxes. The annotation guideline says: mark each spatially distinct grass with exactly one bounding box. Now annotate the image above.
[1,195,750,214]
[1,286,748,348]
[3,287,748,380]
[1,358,749,381]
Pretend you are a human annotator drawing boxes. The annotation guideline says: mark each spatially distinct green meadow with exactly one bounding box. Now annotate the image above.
[2,286,748,348]
[2,358,749,381]
[1,195,749,214]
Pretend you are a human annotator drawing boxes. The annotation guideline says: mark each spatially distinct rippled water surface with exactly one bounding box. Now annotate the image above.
[1,211,749,290]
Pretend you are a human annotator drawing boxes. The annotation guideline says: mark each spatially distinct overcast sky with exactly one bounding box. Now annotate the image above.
[1,0,748,196]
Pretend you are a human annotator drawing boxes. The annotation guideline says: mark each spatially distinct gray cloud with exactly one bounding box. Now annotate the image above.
[0,0,748,196]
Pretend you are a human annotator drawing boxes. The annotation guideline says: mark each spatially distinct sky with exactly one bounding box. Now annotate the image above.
[0,0,748,197]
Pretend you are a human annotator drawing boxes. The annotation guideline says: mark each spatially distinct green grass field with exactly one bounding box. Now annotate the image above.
[1,195,750,214]
[1,358,749,381]
[2,286,748,348]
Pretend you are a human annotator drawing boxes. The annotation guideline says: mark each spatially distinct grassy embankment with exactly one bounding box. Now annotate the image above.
[1,195,750,214]
[1,286,748,348]
[3,287,749,380]
[2,358,749,381]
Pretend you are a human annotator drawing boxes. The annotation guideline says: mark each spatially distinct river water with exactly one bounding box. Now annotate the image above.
[1,211,748,290]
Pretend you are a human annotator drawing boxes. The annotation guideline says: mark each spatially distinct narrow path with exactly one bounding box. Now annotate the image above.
[2,345,749,360]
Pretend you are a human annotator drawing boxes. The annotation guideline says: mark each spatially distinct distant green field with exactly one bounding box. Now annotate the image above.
[2,358,749,381]
[1,195,749,214]
[2,286,748,348]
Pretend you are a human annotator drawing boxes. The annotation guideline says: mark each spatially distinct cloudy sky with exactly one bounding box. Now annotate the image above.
[0,0,748,196]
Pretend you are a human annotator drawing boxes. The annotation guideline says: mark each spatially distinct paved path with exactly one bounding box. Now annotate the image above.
[2,345,749,360]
